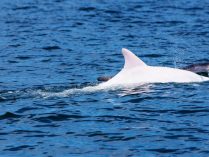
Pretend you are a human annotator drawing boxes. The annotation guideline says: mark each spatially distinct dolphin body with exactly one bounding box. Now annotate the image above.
[98,48,209,88]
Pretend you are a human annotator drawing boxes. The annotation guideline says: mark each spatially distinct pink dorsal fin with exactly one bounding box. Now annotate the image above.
[122,48,147,69]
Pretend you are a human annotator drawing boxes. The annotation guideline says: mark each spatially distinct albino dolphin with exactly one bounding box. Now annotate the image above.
[98,48,209,88]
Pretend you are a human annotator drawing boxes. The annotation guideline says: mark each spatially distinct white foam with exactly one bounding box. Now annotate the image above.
[34,84,105,98]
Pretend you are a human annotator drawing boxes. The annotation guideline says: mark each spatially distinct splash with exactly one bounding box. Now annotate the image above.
[34,83,154,98]
[35,84,107,98]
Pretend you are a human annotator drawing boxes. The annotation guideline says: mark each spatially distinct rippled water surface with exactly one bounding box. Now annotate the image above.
[1,0,209,156]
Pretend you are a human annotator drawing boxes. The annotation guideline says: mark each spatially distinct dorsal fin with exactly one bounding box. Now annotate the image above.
[122,48,147,69]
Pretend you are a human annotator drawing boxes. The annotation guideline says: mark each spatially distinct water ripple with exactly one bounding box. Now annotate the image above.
[0,0,209,156]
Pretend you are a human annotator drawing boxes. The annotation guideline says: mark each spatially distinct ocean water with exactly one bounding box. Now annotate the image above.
[0,0,209,156]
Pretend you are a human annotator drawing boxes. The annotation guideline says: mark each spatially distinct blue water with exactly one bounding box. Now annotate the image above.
[0,0,209,156]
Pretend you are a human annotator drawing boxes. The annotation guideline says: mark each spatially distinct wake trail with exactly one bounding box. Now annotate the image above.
[35,85,105,98]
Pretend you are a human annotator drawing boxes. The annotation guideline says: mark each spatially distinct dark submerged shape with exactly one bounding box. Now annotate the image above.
[97,76,112,82]
[183,62,209,77]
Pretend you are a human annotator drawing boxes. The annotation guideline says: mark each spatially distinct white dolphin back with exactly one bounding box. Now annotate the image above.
[99,48,209,88]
